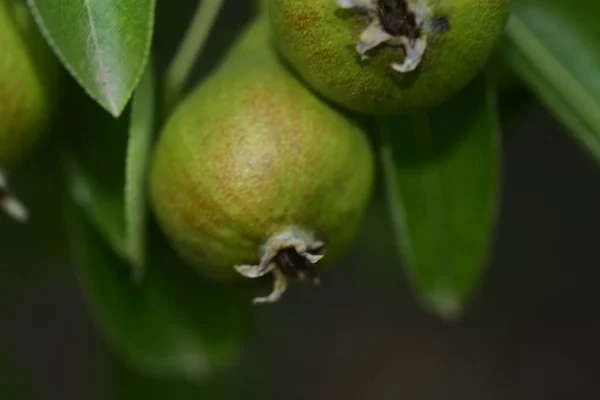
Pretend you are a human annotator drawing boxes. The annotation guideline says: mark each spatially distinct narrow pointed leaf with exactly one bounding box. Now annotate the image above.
[125,61,155,278]
[26,0,156,116]
[65,200,252,380]
[61,102,128,262]
[63,154,127,258]
[380,74,501,319]
[61,66,153,273]
[504,0,600,163]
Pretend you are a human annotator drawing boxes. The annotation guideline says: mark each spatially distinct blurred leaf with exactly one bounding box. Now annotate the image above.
[504,0,600,163]
[108,351,251,400]
[61,62,155,275]
[162,0,226,114]
[125,60,156,278]
[26,0,156,116]
[488,51,537,141]
[380,74,501,320]
[63,155,127,259]
[60,84,128,266]
[65,199,252,380]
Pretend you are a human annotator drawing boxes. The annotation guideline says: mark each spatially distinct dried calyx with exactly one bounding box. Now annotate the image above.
[0,170,28,222]
[337,0,450,72]
[234,227,327,304]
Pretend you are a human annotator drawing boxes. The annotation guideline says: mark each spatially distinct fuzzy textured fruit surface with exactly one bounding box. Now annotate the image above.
[0,0,58,221]
[0,0,58,169]
[269,0,510,115]
[150,15,374,303]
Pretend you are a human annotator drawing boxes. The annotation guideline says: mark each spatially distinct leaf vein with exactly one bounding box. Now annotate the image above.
[82,0,117,112]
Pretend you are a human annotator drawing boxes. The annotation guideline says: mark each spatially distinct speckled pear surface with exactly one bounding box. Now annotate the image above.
[0,0,58,168]
[269,0,509,115]
[150,15,374,282]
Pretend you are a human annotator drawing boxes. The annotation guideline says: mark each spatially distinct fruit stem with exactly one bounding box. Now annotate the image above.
[162,0,226,117]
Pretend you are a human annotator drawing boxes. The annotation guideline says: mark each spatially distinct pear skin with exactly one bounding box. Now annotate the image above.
[269,0,509,115]
[150,15,374,302]
[0,0,58,169]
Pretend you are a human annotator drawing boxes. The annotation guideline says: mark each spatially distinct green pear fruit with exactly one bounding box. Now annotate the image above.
[0,0,58,168]
[150,14,375,304]
[0,0,59,221]
[269,0,510,115]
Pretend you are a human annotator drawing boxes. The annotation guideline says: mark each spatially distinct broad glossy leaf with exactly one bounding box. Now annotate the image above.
[504,0,600,163]
[65,200,252,380]
[380,74,501,319]
[26,0,156,116]
[125,61,156,278]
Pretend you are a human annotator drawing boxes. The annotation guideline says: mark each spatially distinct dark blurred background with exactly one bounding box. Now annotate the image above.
[1,0,599,399]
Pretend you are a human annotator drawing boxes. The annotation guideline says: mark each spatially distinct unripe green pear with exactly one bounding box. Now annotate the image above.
[0,0,57,168]
[269,0,510,115]
[0,0,58,221]
[150,15,374,303]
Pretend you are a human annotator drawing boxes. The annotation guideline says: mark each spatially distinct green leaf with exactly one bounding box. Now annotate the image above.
[60,67,153,272]
[380,74,501,320]
[162,0,226,115]
[63,154,127,259]
[125,60,156,278]
[65,199,252,380]
[26,0,156,116]
[107,352,254,400]
[504,0,600,163]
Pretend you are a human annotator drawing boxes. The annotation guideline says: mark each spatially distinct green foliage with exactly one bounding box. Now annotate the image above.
[505,0,600,162]
[66,202,252,380]
[2,0,600,394]
[380,73,500,320]
[26,0,155,116]
[125,61,156,277]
